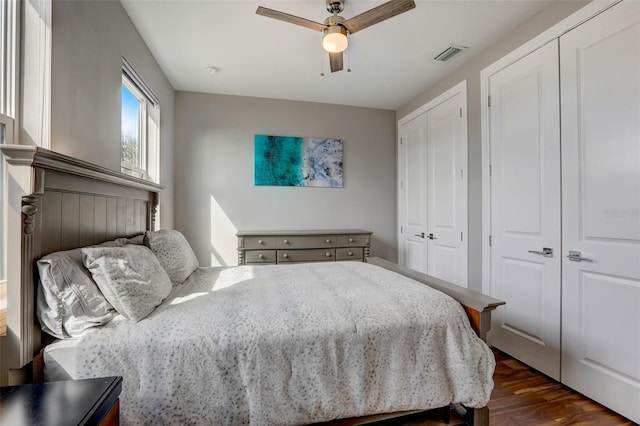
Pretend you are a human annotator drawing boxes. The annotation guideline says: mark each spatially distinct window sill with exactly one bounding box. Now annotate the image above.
[121,163,155,183]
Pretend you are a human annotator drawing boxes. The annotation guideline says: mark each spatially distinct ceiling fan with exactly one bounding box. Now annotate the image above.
[256,0,416,73]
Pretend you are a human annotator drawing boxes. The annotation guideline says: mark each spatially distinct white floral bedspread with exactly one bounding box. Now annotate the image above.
[75,261,494,425]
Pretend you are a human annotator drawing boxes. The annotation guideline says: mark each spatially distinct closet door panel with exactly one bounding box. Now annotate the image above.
[427,90,468,287]
[560,1,640,423]
[398,113,428,273]
[488,40,561,379]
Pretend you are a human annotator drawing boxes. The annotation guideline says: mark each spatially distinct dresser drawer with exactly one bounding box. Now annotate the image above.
[278,249,336,262]
[237,230,372,265]
[336,234,370,247]
[277,235,336,249]
[241,236,276,249]
[336,247,364,261]
[244,250,276,264]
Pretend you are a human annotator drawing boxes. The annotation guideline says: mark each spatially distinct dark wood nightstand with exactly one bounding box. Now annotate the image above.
[0,376,122,425]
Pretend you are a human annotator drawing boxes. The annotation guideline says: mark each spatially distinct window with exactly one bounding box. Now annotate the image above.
[121,58,159,182]
[121,77,146,176]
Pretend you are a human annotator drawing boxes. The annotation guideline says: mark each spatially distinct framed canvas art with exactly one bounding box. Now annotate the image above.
[254,135,343,187]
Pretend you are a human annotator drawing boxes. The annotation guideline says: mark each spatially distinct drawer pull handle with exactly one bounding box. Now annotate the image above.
[258,239,264,245]
[348,238,355,243]
[326,238,332,243]
[348,251,353,256]
[325,252,332,257]
[283,239,289,244]
[258,254,264,259]
[283,253,289,259]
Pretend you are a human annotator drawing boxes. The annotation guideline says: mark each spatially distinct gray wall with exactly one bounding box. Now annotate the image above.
[50,0,175,228]
[175,92,396,266]
[396,0,589,292]
[46,0,589,282]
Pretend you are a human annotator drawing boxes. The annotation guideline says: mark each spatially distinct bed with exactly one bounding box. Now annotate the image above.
[1,146,504,425]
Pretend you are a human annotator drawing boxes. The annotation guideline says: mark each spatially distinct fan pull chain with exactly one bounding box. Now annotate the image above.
[320,33,325,76]
[347,44,351,72]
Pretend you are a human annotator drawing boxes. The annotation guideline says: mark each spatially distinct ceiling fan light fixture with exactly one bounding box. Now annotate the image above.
[256,0,416,72]
[323,25,348,53]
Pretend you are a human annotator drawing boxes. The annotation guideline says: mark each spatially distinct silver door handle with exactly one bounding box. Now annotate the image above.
[567,250,593,262]
[427,233,437,240]
[528,247,553,258]
[414,232,425,238]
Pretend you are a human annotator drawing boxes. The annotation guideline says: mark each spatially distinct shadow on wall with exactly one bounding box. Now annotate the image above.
[210,195,238,266]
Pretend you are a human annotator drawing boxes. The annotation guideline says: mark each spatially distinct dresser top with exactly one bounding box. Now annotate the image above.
[237,229,372,236]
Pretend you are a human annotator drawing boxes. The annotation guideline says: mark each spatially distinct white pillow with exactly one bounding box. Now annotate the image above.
[37,239,124,339]
[82,245,172,322]
[144,230,199,285]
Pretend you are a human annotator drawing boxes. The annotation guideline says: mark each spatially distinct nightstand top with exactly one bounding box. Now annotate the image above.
[1,376,122,426]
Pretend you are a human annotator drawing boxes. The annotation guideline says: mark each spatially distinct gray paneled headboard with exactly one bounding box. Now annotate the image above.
[0,146,163,385]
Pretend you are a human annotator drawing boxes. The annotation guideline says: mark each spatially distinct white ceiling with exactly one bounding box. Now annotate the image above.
[120,0,553,110]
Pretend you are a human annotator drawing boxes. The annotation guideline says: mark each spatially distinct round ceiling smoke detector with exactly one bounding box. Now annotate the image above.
[205,66,219,74]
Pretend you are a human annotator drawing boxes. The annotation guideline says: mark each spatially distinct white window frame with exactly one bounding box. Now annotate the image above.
[0,113,13,288]
[1,0,19,294]
[121,75,148,178]
[1,0,18,119]
[121,58,159,183]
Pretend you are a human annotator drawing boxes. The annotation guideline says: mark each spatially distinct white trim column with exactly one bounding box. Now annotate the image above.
[20,0,51,148]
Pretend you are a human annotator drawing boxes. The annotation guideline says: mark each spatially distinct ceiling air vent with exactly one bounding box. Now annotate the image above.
[434,45,467,62]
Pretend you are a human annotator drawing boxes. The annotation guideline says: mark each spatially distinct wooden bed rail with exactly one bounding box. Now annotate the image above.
[365,257,504,341]
[365,257,504,426]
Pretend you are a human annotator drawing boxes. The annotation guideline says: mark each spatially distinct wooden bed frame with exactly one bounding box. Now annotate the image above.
[0,146,504,426]
[0,145,162,386]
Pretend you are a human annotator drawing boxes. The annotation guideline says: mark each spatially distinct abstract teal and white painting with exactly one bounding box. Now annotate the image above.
[254,135,343,187]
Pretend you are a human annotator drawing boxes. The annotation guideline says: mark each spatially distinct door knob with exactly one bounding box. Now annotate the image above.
[427,233,437,240]
[414,232,425,238]
[528,247,553,258]
[567,250,593,262]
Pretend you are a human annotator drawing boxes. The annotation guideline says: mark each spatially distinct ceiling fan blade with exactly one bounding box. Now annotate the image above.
[256,6,326,32]
[343,0,416,34]
[329,51,344,73]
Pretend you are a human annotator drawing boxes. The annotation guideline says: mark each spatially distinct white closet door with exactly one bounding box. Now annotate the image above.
[398,113,428,273]
[488,40,562,379]
[560,2,640,422]
[426,91,468,287]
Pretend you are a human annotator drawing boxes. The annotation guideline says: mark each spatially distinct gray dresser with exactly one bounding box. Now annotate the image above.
[237,229,372,265]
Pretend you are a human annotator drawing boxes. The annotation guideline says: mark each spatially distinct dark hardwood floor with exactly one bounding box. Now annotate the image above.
[370,348,636,426]
[486,348,634,425]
